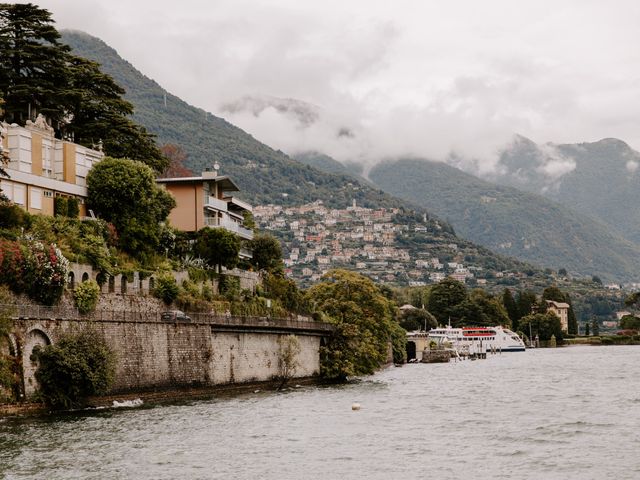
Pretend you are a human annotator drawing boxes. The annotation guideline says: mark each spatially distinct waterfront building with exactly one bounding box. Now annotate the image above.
[546,300,570,332]
[0,118,103,217]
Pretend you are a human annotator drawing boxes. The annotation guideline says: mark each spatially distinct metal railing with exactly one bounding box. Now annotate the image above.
[1,304,333,332]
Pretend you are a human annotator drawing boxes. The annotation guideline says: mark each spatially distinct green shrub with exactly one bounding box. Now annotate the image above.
[67,197,80,218]
[219,274,241,301]
[202,283,214,301]
[54,196,68,217]
[33,329,116,410]
[181,279,200,297]
[187,266,209,283]
[153,274,179,305]
[174,291,210,313]
[73,280,101,314]
[0,203,31,229]
[82,234,112,273]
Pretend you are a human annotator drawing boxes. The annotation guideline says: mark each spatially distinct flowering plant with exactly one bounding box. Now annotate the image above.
[0,240,69,305]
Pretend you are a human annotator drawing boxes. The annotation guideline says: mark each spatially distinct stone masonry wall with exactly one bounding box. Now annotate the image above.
[209,332,320,384]
[11,318,322,398]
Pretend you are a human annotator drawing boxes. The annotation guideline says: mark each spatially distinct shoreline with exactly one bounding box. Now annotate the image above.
[0,376,324,418]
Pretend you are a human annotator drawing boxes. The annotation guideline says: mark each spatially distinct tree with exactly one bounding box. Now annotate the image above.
[33,329,115,410]
[159,143,192,178]
[276,335,301,388]
[620,315,640,330]
[427,278,467,324]
[0,3,70,126]
[398,308,437,332]
[519,313,563,342]
[250,233,283,272]
[0,4,168,172]
[306,270,402,380]
[585,322,590,336]
[86,157,175,255]
[592,275,602,285]
[625,292,640,307]
[195,227,241,272]
[515,290,538,319]
[262,272,306,313]
[502,288,519,331]
[457,289,510,327]
[62,56,168,172]
[591,319,600,336]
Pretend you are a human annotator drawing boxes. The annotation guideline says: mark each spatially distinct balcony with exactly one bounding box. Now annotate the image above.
[205,195,229,212]
[225,196,253,212]
[204,216,254,240]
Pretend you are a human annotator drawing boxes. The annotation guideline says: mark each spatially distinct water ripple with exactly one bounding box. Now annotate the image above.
[1,346,640,480]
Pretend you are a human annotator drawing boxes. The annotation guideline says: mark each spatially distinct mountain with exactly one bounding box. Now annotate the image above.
[292,151,369,178]
[491,136,640,244]
[60,30,542,282]
[368,158,640,282]
[60,31,403,211]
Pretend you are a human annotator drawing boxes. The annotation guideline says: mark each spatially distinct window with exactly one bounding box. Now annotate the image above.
[0,180,12,201]
[30,187,42,209]
[13,184,25,205]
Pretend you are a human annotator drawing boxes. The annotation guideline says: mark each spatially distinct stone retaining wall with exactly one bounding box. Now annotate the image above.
[9,316,328,399]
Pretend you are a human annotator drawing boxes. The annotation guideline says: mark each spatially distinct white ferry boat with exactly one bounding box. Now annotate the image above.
[428,325,526,352]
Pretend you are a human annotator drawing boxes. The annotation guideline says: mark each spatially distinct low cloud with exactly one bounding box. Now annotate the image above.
[39,0,640,176]
[626,160,639,173]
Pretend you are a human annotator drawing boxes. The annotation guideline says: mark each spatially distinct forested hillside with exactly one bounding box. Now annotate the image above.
[60,31,414,212]
[60,30,539,281]
[369,158,640,282]
[494,136,640,245]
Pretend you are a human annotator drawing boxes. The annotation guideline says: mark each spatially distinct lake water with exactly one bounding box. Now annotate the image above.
[1,346,639,480]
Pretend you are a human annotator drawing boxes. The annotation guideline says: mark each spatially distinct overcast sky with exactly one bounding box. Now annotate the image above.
[36,0,640,170]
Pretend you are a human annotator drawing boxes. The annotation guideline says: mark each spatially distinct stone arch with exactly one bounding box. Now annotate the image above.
[96,272,107,287]
[108,276,115,293]
[120,276,127,294]
[22,326,52,397]
[0,333,17,358]
[67,271,75,289]
[81,272,90,283]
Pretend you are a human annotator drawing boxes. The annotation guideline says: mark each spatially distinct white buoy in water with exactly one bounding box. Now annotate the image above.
[352,402,361,411]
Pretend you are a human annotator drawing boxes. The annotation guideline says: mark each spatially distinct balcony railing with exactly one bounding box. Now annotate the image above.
[205,195,229,212]
[205,216,254,240]
[2,304,333,333]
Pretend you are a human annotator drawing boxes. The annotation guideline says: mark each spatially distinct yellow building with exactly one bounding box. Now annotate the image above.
[546,300,570,332]
[0,116,103,217]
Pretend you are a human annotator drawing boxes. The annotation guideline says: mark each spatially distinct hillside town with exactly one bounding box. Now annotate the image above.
[256,200,504,287]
